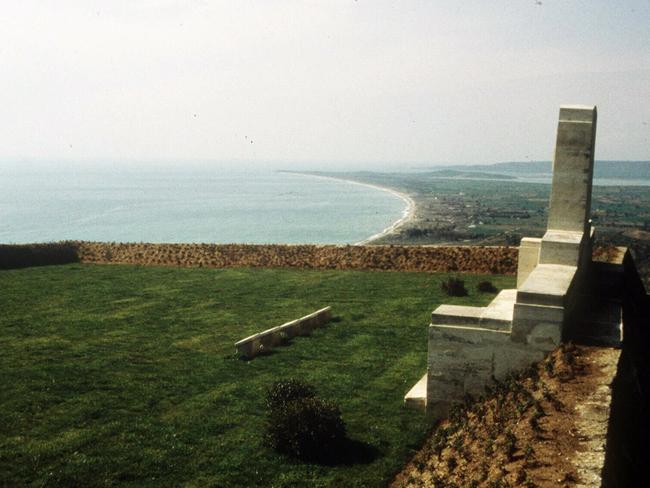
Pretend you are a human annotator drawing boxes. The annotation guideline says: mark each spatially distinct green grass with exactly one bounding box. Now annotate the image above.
[0,264,514,487]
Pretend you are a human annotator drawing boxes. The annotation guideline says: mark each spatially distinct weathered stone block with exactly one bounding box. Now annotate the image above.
[431,304,483,325]
[427,324,511,406]
[511,302,563,343]
[404,373,428,409]
[517,238,541,288]
[526,322,562,350]
[539,230,583,266]
[480,289,516,329]
[516,264,577,307]
[546,105,597,234]
[493,346,544,380]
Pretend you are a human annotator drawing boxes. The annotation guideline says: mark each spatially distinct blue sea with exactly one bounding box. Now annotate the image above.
[0,167,406,245]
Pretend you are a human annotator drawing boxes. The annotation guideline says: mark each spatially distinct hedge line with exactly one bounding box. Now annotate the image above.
[72,242,518,274]
[0,242,79,269]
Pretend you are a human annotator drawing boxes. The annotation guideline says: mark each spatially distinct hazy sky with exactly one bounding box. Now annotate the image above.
[1,1,649,170]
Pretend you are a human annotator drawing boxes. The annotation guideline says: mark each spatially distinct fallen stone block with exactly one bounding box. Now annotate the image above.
[235,307,332,358]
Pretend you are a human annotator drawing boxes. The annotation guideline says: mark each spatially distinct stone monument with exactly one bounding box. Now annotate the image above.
[404,105,617,415]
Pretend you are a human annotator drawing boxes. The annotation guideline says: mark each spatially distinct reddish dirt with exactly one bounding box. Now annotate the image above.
[592,245,626,264]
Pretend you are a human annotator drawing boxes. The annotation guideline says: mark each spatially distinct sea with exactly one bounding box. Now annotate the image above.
[0,167,406,245]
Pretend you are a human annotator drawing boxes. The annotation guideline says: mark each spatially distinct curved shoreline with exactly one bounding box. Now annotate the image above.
[283,172,416,245]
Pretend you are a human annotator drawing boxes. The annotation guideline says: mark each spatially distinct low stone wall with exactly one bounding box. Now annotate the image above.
[235,307,332,358]
[73,242,518,274]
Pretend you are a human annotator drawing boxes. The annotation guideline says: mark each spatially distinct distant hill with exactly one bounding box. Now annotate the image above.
[435,161,650,180]
[424,169,516,180]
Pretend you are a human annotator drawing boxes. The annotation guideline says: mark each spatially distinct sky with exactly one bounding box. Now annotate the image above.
[1,0,649,170]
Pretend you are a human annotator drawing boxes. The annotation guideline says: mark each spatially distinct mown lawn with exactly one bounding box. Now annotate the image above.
[0,264,514,487]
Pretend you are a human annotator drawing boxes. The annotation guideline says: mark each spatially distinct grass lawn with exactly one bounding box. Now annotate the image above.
[0,264,514,487]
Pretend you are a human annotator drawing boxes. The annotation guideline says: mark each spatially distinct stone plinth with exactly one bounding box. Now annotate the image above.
[517,238,541,287]
[405,104,603,414]
[424,323,547,411]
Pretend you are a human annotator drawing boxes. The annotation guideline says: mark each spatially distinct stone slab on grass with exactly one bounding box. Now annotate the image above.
[235,307,332,358]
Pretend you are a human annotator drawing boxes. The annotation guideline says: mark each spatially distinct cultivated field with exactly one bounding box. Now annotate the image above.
[0,264,514,487]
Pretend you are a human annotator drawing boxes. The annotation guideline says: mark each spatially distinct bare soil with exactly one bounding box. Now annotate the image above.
[391,344,617,488]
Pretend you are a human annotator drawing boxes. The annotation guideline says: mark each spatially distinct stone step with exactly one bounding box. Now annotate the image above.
[431,304,483,325]
[517,263,577,307]
[404,373,427,410]
[480,289,516,330]
[432,290,516,331]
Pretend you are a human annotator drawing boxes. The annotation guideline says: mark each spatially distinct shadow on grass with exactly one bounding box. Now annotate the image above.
[236,350,278,361]
[235,341,294,361]
[325,438,381,466]
[288,438,381,467]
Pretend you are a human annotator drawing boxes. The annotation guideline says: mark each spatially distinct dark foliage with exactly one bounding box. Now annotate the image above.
[265,379,316,412]
[266,380,346,461]
[442,277,468,297]
[0,242,79,269]
[477,280,498,293]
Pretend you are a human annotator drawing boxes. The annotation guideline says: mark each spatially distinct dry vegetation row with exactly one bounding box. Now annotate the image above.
[1,242,623,274]
[74,242,519,274]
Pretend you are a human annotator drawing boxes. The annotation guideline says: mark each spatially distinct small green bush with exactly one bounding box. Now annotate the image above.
[442,277,468,297]
[265,379,316,411]
[477,280,497,293]
[265,380,346,461]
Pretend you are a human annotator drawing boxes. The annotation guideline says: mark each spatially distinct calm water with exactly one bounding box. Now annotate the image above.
[0,168,406,244]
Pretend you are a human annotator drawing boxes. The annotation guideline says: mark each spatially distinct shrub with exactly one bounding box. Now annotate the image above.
[442,277,468,297]
[477,280,497,293]
[265,379,316,411]
[265,380,346,460]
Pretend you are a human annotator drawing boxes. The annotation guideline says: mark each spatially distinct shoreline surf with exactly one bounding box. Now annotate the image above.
[283,172,416,245]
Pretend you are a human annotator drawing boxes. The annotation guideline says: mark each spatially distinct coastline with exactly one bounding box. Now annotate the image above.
[284,172,416,245]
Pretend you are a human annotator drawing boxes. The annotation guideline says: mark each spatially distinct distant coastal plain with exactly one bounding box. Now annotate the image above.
[304,163,650,288]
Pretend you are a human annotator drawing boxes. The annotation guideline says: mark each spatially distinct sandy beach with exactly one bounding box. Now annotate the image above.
[284,172,416,245]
